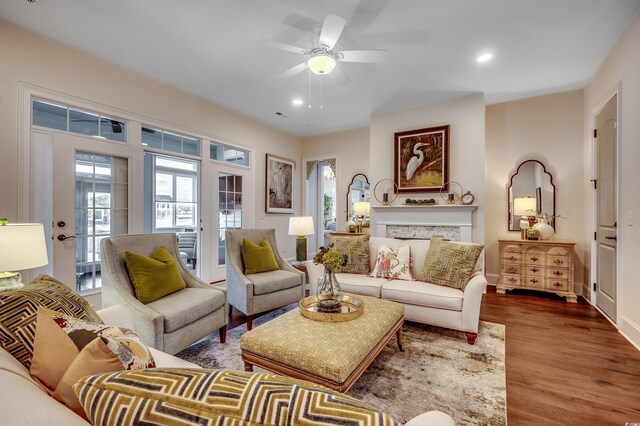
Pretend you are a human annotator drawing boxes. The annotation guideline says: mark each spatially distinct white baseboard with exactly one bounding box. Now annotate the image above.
[620,316,640,351]
[486,273,499,286]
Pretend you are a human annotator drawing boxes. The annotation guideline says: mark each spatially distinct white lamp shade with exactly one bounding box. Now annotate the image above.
[0,223,49,271]
[354,201,370,216]
[288,216,315,236]
[307,54,336,75]
[513,197,537,216]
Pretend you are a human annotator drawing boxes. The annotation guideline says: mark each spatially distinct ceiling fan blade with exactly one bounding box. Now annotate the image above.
[319,14,346,50]
[338,49,388,63]
[258,39,308,55]
[277,62,308,79]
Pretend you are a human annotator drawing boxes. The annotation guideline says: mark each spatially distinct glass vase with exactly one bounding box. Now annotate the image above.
[316,267,342,312]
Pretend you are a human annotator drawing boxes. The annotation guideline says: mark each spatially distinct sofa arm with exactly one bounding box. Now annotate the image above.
[461,272,488,333]
[404,411,455,426]
[97,305,134,330]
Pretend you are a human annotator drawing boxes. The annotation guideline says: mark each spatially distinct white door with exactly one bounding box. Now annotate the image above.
[595,95,617,321]
[211,165,252,281]
[32,132,129,299]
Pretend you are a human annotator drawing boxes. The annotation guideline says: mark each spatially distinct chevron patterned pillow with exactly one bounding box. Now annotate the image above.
[419,238,484,290]
[0,274,102,369]
[74,368,399,426]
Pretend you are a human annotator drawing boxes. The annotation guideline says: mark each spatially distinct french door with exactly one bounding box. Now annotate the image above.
[30,131,130,306]
[210,164,252,281]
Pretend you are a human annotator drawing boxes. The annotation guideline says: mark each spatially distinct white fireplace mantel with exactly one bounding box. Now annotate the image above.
[371,204,478,242]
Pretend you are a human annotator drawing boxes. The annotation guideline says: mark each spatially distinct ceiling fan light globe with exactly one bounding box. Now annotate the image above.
[307,54,336,75]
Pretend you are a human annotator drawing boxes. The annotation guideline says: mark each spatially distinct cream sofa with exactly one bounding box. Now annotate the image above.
[0,304,453,425]
[307,236,487,344]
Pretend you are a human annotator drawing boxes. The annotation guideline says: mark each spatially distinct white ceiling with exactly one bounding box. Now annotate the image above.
[1,0,639,137]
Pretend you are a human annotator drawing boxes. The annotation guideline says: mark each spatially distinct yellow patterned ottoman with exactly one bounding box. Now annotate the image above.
[241,295,404,392]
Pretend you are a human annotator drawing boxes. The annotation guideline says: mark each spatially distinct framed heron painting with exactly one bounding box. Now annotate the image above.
[393,125,449,193]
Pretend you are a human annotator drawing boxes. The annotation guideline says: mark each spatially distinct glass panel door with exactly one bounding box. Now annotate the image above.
[74,152,128,292]
[218,173,243,266]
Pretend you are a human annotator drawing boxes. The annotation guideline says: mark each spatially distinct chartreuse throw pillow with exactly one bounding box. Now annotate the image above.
[242,238,279,274]
[419,237,484,290]
[73,369,399,426]
[125,246,186,303]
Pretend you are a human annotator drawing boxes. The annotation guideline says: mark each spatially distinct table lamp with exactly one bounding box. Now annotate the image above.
[353,201,370,233]
[0,222,49,292]
[288,216,315,261]
[513,197,537,239]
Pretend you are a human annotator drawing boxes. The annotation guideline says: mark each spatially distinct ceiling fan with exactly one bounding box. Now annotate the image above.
[259,13,388,81]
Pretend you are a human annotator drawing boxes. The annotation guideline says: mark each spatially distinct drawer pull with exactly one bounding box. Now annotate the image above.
[553,259,564,265]
[553,271,563,276]
[553,282,563,288]
[529,279,538,284]
[530,267,539,273]
[530,256,539,262]
[508,267,517,273]
[508,256,517,261]
[508,277,517,283]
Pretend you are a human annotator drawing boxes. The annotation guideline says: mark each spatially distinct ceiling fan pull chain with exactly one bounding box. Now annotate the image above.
[320,75,323,110]
[308,69,312,109]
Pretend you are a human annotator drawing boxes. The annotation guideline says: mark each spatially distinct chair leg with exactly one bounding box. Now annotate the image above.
[246,315,254,331]
[219,325,227,344]
[228,305,233,317]
[465,332,478,345]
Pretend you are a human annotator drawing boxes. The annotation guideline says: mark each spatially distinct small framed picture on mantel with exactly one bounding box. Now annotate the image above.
[394,125,450,193]
[265,153,295,214]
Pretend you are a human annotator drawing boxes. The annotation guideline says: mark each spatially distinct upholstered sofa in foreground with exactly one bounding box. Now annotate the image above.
[0,304,453,425]
[307,236,487,344]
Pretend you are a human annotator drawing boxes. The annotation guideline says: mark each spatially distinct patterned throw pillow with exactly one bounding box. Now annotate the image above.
[419,238,484,290]
[370,244,413,281]
[329,234,370,274]
[0,274,102,368]
[29,307,155,418]
[74,369,399,426]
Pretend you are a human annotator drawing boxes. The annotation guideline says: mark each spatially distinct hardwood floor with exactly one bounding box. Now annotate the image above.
[223,286,640,425]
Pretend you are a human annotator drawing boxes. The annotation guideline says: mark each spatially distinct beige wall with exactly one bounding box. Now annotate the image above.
[0,20,302,258]
[369,94,486,243]
[302,127,370,232]
[485,90,585,287]
[583,10,640,347]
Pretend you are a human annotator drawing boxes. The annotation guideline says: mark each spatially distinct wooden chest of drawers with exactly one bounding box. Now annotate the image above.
[497,238,577,303]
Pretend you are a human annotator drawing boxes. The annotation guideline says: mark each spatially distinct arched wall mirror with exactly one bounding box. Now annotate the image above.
[346,173,370,221]
[508,160,556,230]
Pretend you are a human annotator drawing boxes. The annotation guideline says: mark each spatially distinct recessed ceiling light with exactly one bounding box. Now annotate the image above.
[292,99,303,106]
[477,53,493,63]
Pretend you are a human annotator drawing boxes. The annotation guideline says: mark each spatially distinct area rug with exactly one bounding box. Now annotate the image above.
[176,304,507,425]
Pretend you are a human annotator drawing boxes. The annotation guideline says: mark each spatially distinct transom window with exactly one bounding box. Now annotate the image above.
[142,127,200,156]
[32,99,127,142]
[210,142,250,166]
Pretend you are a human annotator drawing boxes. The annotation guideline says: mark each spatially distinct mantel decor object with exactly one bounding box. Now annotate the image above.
[373,179,398,206]
[439,181,463,204]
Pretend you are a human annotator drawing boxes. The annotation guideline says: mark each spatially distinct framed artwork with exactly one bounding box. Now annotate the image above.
[393,125,449,193]
[266,153,295,214]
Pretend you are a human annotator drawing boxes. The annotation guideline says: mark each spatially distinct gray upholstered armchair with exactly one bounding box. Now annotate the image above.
[225,229,304,330]
[101,233,227,354]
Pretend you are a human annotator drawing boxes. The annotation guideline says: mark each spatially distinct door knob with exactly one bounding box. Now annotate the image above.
[57,234,76,241]
[57,221,66,228]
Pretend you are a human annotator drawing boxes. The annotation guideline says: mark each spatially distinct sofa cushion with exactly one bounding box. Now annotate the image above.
[146,288,225,333]
[329,234,371,274]
[371,244,413,281]
[335,273,388,297]
[381,280,463,311]
[74,369,399,426]
[242,237,279,274]
[247,269,301,295]
[125,246,186,303]
[0,274,102,369]
[419,237,484,290]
